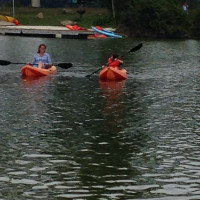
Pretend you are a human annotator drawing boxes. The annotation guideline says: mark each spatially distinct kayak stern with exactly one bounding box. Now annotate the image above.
[21,65,57,77]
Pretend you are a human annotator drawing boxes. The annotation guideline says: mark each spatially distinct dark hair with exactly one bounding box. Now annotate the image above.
[112,54,119,60]
[37,44,46,53]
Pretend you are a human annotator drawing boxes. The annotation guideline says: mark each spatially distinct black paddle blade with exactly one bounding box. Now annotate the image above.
[130,43,143,53]
[57,63,73,69]
[0,60,11,66]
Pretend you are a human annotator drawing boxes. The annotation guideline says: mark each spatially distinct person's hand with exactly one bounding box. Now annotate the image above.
[26,62,31,65]
[44,63,50,69]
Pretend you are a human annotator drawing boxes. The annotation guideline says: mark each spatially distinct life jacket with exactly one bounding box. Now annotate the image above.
[108,57,121,69]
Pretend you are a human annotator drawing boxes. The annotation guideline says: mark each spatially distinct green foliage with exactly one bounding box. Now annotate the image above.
[192,6,200,34]
[116,0,191,38]
[71,12,114,28]
[92,14,114,26]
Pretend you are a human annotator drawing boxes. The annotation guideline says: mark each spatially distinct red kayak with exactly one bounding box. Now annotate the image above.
[88,33,107,39]
[99,67,127,80]
[21,65,57,77]
[65,25,86,31]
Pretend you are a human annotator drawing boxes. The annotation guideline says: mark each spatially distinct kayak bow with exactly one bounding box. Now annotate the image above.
[99,67,127,80]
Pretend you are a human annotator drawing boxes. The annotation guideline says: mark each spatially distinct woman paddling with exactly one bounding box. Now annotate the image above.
[28,44,52,69]
[102,54,123,70]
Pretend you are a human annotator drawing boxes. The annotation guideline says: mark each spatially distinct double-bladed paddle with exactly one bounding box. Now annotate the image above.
[0,60,73,69]
[85,43,143,78]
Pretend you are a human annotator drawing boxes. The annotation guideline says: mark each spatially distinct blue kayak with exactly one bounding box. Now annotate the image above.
[91,26,122,38]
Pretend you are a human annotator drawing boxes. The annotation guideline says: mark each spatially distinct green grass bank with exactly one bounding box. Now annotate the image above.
[0,7,114,28]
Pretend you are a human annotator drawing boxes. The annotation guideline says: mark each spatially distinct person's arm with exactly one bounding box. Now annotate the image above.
[108,57,113,64]
[102,57,112,68]
[47,53,52,65]
[118,58,123,65]
[43,53,52,69]
[32,54,38,67]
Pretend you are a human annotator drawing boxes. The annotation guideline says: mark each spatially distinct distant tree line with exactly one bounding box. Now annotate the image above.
[0,0,107,8]
[106,0,200,38]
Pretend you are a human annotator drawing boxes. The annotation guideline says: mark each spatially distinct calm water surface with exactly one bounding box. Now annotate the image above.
[0,36,200,200]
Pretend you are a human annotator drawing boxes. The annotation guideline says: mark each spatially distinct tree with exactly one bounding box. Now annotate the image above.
[116,0,190,38]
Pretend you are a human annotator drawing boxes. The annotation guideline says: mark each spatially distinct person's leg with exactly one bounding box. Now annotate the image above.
[38,61,44,69]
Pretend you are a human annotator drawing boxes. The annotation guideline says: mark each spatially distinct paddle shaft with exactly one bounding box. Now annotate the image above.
[0,60,73,69]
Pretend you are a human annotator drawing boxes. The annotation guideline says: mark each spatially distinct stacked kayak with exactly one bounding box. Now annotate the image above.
[99,67,127,80]
[91,26,122,38]
[21,65,57,77]
[88,33,107,39]
[65,25,86,31]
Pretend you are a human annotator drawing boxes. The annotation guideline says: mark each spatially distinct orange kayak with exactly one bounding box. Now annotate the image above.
[99,67,127,80]
[21,65,57,77]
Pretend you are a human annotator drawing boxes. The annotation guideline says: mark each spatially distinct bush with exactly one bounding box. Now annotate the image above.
[92,14,114,26]
[117,0,191,38]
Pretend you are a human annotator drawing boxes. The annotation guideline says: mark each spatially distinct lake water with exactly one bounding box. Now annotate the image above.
[0,36,200,200]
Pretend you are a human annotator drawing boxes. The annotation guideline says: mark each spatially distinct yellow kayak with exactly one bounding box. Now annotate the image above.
[0,15,20,25]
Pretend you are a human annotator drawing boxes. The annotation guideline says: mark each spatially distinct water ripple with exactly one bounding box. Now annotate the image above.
[1,38,200,199]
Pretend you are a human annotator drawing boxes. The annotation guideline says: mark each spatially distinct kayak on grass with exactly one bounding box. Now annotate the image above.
[91,26,122,38]
[0,15,21,25]
[99,67,127,80]
[21,65,57,77]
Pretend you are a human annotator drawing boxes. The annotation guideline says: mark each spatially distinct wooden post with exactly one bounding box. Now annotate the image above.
[12,0,14,18]
[112,0,115,19]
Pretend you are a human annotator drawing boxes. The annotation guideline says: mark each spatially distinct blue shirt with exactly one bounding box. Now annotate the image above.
[32,53,52,67]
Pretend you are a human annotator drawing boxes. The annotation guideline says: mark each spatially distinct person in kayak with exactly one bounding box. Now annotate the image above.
[102,54,123,70]
[27,44,52,69]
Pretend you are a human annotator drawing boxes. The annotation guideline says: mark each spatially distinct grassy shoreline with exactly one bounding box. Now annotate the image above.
[0,7,114,28]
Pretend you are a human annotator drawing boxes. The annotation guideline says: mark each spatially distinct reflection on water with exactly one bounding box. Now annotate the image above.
[0,37,200,199]
[99,80,126,128]
[21,75,51,86]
